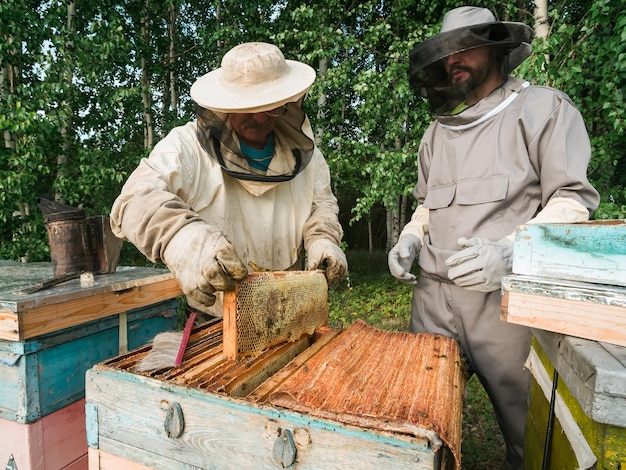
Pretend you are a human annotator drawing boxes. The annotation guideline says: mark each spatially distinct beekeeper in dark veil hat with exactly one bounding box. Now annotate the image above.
[389,6,599,469]
[409,6,532,112]
[111,42,347,319]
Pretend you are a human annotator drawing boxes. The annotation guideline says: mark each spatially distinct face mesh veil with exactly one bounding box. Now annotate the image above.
[409,22,532,112]
[196,98,315,182]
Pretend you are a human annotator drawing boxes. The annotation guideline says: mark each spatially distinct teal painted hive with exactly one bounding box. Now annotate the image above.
[0,301,177,423]
[0,262,182,423]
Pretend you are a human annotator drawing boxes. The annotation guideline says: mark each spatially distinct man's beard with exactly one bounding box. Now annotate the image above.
[449,66,479,96]
[448,63,489,97]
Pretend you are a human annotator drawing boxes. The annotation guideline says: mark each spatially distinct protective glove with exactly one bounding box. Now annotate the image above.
[162,223,248,307]
[445,237,514,292]
[388,234,421,284]
[306,239,348,288]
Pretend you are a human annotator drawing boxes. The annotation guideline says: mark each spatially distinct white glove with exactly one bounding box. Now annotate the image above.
[306,239,348,288]
[445,237,514,292]
[162,223,248,307]
[388,234,421,284]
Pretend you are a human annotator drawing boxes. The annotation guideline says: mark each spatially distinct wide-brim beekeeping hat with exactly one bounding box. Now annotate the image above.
[409,6,533,104]
[190,42,316,113]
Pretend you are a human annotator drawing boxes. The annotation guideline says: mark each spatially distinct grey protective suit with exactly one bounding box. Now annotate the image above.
[402,76,600,467]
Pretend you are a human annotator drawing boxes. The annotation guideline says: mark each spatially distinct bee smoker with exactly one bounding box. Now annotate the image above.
[36,197,123,277]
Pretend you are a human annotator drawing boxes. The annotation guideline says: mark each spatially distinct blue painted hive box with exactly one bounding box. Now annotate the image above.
[512,220,626,286]
[0,262,182,423]
[0,301,177,424]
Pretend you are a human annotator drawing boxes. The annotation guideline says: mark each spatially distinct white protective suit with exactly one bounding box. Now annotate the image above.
[399,76,600,467]
[111,107,343,316]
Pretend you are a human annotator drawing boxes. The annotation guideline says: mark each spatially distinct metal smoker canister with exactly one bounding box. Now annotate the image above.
[37,197,96,277]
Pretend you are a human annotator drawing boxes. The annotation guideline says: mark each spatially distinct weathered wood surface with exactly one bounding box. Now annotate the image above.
[0,398,87,470]
[85,321,462,469]
[88,448,151,470]
[528,333,626,468]
[223,270,328,360]
[501,275,626,347]
[0,300,177,423]
[268,320,464,469]
[0,263,182,341]
[86,367,439,470]
[525,345,597,469]
[513,220,626,286]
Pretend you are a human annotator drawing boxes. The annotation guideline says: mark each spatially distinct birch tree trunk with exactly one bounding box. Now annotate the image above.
[161,2,178,139]
[56,0,76,203]
[315,57,328,147]
[141,2,154,150]
[534,0,549,40]
[1,58,16,151]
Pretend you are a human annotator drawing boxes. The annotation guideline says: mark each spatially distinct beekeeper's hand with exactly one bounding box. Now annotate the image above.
[388,234,421,284]
[445,237,514,292]
[306,239,348,288]
[162,223,248,306]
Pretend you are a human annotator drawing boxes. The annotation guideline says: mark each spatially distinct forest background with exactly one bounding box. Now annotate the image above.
[1,0,625,261]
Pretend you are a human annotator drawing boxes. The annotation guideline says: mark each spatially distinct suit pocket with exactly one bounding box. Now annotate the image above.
[456,174,508,205]
[422,183,456,209]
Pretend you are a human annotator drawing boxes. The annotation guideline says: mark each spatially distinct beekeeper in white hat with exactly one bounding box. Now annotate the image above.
[111,42,347,319]
[388,6,599,468]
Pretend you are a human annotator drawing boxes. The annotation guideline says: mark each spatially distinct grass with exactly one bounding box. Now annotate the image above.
[329,250,506,468]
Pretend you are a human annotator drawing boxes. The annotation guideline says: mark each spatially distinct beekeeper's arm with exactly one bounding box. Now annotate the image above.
[110,130,247,307]
[302,149,347,288]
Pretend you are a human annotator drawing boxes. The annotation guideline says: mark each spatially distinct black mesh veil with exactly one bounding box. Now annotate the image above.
[195,98,315,182]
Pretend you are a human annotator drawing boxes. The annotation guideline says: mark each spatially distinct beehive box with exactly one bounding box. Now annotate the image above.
[0,261,182,341]
[0,262,183,469]
[0,399,88,470]
[524,330,626,469]
[0,299,177,424]
[501,274,626,347]
[512,220,626,287]
[86,320,465,469]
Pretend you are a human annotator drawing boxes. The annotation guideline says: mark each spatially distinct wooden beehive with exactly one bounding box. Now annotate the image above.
[86,320,465,469]
[0,399,88,470]
[0,262,183,469]
[524,330,626,469]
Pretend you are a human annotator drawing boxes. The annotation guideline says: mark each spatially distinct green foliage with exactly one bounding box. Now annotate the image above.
[328,250,413,331]
[521,0,626,219]
[1,0,624,263]
[462,376,506,469]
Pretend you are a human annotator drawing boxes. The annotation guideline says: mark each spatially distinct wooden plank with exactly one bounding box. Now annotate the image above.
[502,290,626,347]
[1,278,181,341]
[88,448,152,470]
[513,220,626,286]
[525,347,597,469]
[64,454,88,470]
[85,368,438,470]
[267,320,464,469]
[217,335,312,397]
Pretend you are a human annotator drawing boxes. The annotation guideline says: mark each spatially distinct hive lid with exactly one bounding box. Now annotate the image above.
[268,320,465,469]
